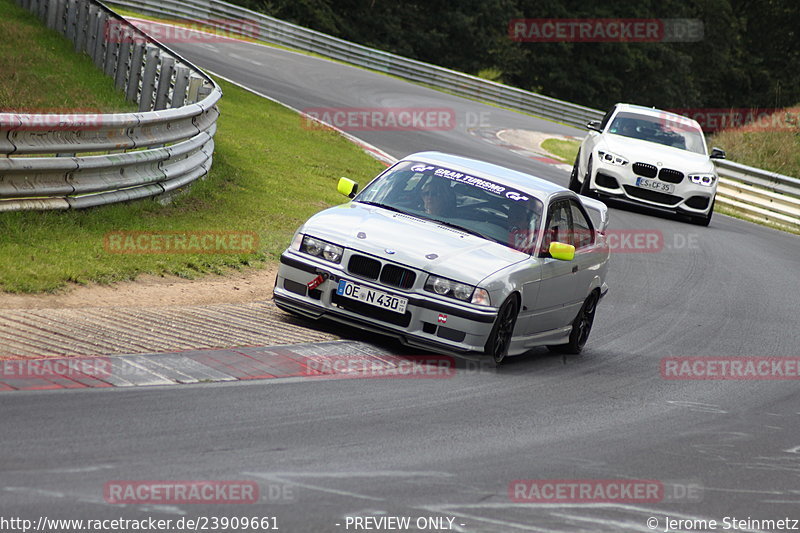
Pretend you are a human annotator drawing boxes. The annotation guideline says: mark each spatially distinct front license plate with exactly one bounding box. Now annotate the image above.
[635,177,675,194]
[336,279,408,314]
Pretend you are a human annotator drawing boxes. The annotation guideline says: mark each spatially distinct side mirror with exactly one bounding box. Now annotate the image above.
[549,241,575,261]
[337,177,359,198]
[587,120,603,132]
[710,147,726,159]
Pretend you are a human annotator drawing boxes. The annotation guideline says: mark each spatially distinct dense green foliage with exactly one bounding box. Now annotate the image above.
[232,0,799,111]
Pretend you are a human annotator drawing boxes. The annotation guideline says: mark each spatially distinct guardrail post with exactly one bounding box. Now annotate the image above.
[53,0,66,33]
[186,76,203,104]
[103,23,120,78]
[126,41,146,103]
[85,4,98,61]
[46,0,58,29]
[139,46,160,111]
[154,56,175,110]
[92,11,107,69]
[65,0,78,43]
[75,0,89,53]
[172,66,190,108]
[115,32,132,91]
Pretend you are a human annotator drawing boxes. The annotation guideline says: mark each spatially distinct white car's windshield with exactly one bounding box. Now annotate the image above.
[355,161,544,253]
[609,111,707,155]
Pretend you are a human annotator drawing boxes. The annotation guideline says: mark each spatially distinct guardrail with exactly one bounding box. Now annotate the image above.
[105,0,799,230]
[0,0,221,211]
[715,160,800,230]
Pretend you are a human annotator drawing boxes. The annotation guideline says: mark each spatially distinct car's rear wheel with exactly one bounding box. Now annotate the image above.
[485,296,519,365]
[547,291,598,354]
[579,157,594,197]
[690,198,714,226]
[568,151,582,192]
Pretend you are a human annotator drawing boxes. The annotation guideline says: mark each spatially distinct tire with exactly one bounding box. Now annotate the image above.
[690,198,714,226]
[485,296,520,365]
[568,150,582,192]
[579,157,594,197]
[547,291,599,355]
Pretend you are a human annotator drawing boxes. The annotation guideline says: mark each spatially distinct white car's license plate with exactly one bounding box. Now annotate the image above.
[336,279,408,314]
[635,177,675,194]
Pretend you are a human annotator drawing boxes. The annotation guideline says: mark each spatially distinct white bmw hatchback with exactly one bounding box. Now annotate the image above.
[571,103,726,225]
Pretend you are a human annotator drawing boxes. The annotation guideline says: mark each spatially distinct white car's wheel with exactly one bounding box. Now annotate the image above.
[579,157,594,197]
[690,198,714,226]
[568,151,582,193]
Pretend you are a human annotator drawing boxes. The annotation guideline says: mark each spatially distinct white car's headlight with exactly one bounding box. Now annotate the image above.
[689,173,715,186]
[425,275,490,306]
[597,150,629,166]
[299,235,344,264]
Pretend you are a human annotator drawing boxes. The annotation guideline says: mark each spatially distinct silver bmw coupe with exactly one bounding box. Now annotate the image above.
[274,152,610,363]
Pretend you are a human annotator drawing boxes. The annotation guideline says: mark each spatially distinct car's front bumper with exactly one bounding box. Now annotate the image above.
[589,160,716,215]
[273,252,499,355]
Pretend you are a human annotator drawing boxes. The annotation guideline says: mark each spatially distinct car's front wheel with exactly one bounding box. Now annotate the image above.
[579,157,594,197]
[485,296,519,365]
[568,151,582,192]
[547,291,598,354]
[690,198,714,226]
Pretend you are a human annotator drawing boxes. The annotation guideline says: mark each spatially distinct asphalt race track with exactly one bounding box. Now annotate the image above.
[3,28,800,533]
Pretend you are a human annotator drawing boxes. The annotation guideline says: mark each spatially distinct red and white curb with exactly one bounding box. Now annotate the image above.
[0,341,463,391]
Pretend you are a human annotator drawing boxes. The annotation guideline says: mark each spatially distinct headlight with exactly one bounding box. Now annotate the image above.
[689,173,715,186]
[597,150,628,166]
[425,275,489,305]
[300,235,344,264]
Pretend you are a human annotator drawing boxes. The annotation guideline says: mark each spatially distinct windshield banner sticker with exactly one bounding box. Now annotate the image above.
[412,163,530,202]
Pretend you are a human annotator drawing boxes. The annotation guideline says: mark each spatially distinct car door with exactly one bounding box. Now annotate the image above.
[526,199,577,334]
[567,198,601,315]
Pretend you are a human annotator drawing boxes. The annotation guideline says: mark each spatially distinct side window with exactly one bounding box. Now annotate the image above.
[599,106,616,131]
[569,200,594,249]
[541,200,572,254]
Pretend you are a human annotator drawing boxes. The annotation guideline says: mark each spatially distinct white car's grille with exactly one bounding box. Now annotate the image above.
[347,254,416,290]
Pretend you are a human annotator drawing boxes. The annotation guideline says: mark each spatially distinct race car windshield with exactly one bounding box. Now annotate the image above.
[609,112,707,154]
[355,161,543,253]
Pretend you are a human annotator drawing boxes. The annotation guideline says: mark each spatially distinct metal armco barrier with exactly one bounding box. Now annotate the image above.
[105,0,799,228]
[715,160,800,230]
[0,0,221,211]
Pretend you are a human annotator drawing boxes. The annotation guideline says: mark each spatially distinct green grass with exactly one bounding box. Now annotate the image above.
[0,0,136,112]
[709,118,800,178]
[541,138,580,164]
[0,78,386,293]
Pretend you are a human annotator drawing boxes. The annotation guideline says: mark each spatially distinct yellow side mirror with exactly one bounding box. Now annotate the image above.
[549,241,575,261]
[337,177,359,198]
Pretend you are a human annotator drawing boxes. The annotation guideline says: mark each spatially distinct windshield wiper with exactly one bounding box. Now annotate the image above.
[428,219,503,244]
[356,200,406,215]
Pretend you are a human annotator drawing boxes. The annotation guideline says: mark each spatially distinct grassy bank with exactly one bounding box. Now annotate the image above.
[710,120,800,178]
[0,0,135,112]
[541,138,579,164]
[0,77,385,293]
